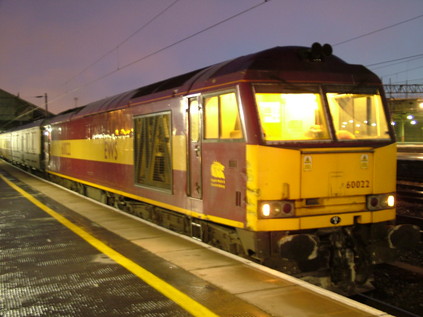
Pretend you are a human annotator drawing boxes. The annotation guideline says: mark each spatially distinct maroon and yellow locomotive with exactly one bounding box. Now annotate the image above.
[1,44,418,292]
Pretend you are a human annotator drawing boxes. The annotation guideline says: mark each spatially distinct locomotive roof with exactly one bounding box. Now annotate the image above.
[185,45,379,90]
[50,44,380,122]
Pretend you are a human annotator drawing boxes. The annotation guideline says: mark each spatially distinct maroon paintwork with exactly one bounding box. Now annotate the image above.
[43,46,392,226]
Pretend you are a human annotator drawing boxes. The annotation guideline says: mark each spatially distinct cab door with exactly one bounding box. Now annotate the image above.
[187,96,202,199]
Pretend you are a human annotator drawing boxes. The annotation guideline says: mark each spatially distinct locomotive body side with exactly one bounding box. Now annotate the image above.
[46,109,134,192]
[44,86,249,228]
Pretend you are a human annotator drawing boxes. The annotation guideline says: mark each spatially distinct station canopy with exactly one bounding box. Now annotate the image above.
[0,88,51,132]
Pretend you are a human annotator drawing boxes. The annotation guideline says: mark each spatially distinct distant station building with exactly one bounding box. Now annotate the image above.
[384,84,423,143]
[0,88,51,132]
[388,97,423,143]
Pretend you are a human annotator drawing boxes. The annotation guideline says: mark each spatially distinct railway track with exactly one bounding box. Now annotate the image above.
[396,147,423,205]
[373,176,423,317]
[396,213,423,229]
[358,260,423,317]
[389,261,423,276]
[351,293,421,317]
[363,218,423,317]
[397,180,423,204]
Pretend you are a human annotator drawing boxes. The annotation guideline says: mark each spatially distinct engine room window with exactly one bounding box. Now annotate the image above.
[134,112,172,190]
[326,91,389,140]
[255,92,329,141]
[204,92,243,140]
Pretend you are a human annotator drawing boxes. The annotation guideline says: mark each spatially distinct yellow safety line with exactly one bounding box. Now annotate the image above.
[0,174,219,317]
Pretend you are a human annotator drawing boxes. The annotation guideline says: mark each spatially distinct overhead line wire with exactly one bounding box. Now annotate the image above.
[370,55,423,71]
[65,0,181,86]
[333,12,423,46]
[331,12,423,85]
[366,53,423,67]
[51,0,270,107]
[4,1,182,121]
[122,0,269,70]
[381,64,423,79]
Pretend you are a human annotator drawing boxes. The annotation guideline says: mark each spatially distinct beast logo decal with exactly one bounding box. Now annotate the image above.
[211,161,225,188]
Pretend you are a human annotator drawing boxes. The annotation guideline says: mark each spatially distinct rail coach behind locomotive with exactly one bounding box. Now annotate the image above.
[0,43,419,293]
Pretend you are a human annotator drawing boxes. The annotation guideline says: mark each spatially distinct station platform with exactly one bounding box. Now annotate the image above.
[0,161,392,316]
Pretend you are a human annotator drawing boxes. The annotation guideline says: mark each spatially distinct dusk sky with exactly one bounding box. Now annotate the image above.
[1,0,423,114]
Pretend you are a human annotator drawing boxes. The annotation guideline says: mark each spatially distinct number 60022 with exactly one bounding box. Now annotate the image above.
[346,180,370,189]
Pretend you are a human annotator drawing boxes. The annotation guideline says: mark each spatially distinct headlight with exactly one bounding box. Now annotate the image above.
[367,194,395,211]
[259,200,295,218]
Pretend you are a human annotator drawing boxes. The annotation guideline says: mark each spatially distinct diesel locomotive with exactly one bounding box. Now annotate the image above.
[1,43,419,292]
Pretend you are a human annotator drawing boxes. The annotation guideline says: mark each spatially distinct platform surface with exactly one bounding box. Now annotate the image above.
[0,161,392,316]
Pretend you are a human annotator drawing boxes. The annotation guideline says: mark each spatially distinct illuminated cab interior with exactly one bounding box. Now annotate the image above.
[254,85,390,143]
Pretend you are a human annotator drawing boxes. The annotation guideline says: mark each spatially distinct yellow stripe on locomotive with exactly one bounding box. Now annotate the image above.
[49,134,188,173]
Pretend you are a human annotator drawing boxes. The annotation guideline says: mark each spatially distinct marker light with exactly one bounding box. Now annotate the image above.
[283,202,293,214]
[259,201,295,218]
[262,203,271,217]
[370,197,379,208]
[387,195,395,207]
[367,194,395,210]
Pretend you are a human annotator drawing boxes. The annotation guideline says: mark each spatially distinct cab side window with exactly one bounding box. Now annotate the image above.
[204,92,243,140]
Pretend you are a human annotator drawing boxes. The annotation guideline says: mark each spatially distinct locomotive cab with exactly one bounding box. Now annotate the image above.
[181,45,419,291]
[250,83,395,223]
[239,80,411,290]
